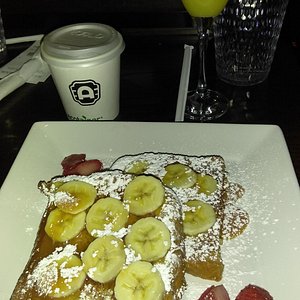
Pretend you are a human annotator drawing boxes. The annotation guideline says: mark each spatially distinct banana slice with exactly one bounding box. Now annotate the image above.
[183,200,216,236]
[82,235,126,283]
[48,255,86,298]
[114,261,165,300]
[162,163,197,188]
[123,175,165,216]
[196,174,217,195]
[31,248,86,298]
[86,197,129,236]
[127,160,149,175]
[45,208,86,242]
[125,217,171,262]
[55,181,97,214]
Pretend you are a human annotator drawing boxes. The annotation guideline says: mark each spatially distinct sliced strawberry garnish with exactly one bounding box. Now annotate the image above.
[61,154,86,175]
[61,154,103,176]
[199,285,230,300]
[236,284,273,300]
[67,159,103,176]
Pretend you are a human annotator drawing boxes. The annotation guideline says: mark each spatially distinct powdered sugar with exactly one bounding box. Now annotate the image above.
[26,244,82,296]
[53,191,77,207]
[86,267,96,278]
[91,225,129,239]
[222,204,249,240]
[155,251,180,292]
[124,247,141,265]
[214,159,283,298]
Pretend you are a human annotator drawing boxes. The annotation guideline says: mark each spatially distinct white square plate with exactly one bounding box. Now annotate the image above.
[0,121,299,299]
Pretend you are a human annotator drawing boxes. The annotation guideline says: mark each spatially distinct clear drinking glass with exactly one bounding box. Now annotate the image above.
[182,0,229,121]
[214,0,289,86]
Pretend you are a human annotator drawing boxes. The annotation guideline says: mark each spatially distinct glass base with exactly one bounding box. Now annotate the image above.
[216,66,270,87]
[184,88,228,122]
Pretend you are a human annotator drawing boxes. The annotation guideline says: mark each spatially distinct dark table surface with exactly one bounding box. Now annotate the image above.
[0,26,299,186]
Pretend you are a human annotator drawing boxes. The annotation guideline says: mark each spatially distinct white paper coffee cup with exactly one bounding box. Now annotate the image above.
[41,23,125,120]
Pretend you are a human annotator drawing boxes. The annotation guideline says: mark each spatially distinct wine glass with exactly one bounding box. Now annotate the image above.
[182,0,229,121]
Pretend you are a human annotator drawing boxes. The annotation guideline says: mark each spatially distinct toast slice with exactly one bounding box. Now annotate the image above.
[11,170,186,299]
[111,152,228,281]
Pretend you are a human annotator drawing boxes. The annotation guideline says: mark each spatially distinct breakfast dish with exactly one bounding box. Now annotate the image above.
[2,122,298,299]
[9,150,250,300]
[11,170,186,300]
[112,152,234,281]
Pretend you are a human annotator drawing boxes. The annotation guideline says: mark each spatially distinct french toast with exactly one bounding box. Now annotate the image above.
[11,170,186,299]
[111,152,229,281]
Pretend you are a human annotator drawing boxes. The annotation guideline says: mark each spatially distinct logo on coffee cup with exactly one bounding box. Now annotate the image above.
[69,80,101,106]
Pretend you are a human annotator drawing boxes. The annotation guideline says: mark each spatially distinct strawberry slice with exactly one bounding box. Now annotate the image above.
[67,159,103,176]
[199,285,230,300]
[61,154,86,175]
[236,284,273,300]
[61,154,102,176]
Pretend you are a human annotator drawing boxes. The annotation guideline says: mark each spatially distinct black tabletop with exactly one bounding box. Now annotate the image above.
[0,22,299,186]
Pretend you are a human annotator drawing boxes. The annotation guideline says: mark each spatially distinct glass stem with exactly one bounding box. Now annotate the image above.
[194,17,210,92]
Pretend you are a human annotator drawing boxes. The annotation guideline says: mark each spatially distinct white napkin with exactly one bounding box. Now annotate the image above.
[0,39,50,102]
[0,54,44,101]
